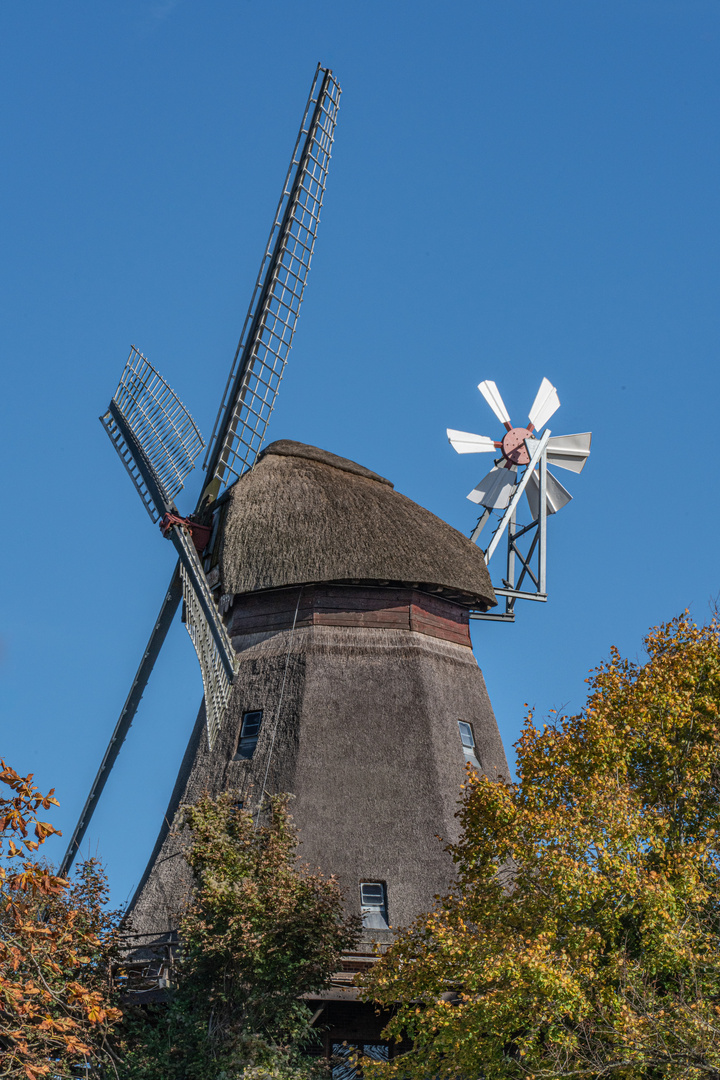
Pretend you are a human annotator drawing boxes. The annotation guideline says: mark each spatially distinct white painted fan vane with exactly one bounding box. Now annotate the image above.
[447,377,591,514]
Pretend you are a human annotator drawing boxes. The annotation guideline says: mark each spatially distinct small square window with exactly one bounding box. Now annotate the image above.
[235,710,263,760]
[360,881,389,930]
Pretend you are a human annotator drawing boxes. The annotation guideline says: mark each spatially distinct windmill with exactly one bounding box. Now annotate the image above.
[59,64,342,877]
[447,378,592,622]
[56,63,519,1055]
[58,63,510,961]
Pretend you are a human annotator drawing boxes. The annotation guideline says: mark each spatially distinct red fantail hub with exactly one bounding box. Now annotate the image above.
[500,425,535,467]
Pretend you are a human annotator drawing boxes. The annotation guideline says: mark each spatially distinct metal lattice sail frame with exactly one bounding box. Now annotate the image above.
[205,65,341,489]
[102,347,205,521]
[100,363,236,742]
[180,563,232,749]
[170,520,235,749]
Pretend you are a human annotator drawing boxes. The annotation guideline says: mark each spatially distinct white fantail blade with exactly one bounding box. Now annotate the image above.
[546,432,592,474]
[478,380,511,426]
[468,464,517,510]
[525,467,573,518]
[528,377,560,431]
[447,429,498,454]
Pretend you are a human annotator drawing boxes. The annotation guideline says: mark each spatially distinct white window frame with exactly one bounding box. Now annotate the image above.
[235,710,263,759]
[360,881,389,930]
[458,720,481,768]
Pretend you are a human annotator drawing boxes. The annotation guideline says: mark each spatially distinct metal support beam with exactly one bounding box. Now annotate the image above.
[494,587,547,602]
[539,435,548,595]
[469,431,552,623]
[470,610,517,622]
[483,430,550,563]
[470,507,492,545]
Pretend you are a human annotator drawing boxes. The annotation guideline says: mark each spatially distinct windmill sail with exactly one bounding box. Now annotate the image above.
[101,347,205,521]
[525,466,573,517]
[101,356,236,744]
[204,65,341,489]
[546,431,592,473]
[180,565,232,750]
[468,465,517,509]
[170,524,235,749]
[446,429,497,454]
[478,380,511,427]
[58,572,183,877]
[528,377,560,431]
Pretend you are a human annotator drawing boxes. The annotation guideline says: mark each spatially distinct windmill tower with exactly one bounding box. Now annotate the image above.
[128,437,508,937]
[60,65,589,1053]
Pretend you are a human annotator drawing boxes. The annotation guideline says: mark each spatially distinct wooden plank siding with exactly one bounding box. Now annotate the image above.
[227,584,471,647]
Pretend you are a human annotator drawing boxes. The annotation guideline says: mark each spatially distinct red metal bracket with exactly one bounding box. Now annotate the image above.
[160,512,212,553]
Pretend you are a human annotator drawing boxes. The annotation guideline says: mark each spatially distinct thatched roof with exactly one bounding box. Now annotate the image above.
[218,440,496,610]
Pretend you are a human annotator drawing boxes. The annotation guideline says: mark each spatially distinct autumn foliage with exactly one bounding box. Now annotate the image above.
[0,767,355,1079]
[0,761,121,1079]
[119,792,358,1079]
[364,613,720,1079]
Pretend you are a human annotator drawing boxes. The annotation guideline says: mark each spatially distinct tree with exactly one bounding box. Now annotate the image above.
[363,613,720,1079]
[0,760,121,1080]
[120,792,358,1079]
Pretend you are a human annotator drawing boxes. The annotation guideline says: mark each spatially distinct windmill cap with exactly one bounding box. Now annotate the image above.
[258,440,394,487]
[219,440,496,610]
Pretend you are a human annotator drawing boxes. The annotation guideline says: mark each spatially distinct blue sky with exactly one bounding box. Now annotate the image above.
[2,1,719,905]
